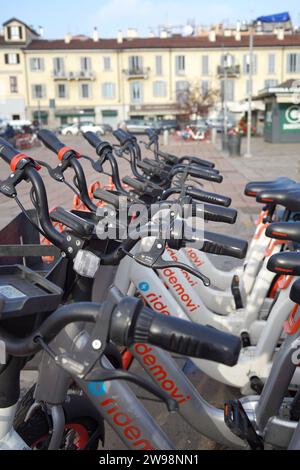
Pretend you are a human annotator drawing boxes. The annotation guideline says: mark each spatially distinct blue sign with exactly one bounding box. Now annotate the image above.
[87,381,107,396]
[139,282,150,292]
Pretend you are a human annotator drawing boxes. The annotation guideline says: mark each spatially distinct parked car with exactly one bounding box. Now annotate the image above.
[156,119,178,132]
[61,122,104,136]
[123,119,156,134]
[98,123,113,134]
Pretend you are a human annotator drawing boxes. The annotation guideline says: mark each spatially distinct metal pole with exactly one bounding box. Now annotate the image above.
[245,24,253,158]
[224,63,228,148]
[37,99,41,127]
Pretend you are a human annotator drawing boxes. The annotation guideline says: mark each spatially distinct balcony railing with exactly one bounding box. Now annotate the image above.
[123,67,150,79]
[217,64,240,78]
[52,70,96,81]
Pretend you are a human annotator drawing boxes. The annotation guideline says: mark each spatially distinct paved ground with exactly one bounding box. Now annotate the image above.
[2,133,300,449]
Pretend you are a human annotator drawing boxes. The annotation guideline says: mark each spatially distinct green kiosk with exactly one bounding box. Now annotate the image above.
[255,79,300,143]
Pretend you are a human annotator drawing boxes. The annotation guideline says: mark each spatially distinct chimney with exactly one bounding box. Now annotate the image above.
[65,33,72,44]
[127,28,137,39]
[39,26,44,37]
[93,27,99,42]
[117,30,123,44]
[160,30,168,39]
[208,29,216,42]
[277,28,285,40]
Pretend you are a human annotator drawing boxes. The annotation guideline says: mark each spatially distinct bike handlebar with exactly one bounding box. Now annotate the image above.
[1,299,241,367]
[38,129,66,155]
[0,138,20,164]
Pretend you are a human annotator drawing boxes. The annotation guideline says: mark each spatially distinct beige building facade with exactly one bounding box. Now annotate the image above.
[1,18,300,127]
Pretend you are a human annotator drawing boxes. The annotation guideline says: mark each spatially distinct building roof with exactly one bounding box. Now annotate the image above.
[24,33,300,51]
[3,17,39,37]
[255,79,300,100]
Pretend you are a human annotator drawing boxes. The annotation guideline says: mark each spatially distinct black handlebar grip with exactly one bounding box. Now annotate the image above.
[194,203,237,224]
[93,188,121,208]
[199,231,248,259]
[83,131,103,150]
[50,207,94,238]
[179,156,215,169]
[133,308,241,367]
[113,129,134,146]
[186,187,231,207]
[187,168,223,183]
[38,129,65,155]
[0,138,20,164]
[123,176,146,192]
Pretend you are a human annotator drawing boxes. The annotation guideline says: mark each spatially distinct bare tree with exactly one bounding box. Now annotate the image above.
[176,80,219,117]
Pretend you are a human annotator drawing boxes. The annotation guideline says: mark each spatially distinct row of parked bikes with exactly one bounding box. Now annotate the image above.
[0,127,299,450]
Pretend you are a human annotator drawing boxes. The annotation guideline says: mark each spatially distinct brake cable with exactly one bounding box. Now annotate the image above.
[15,195,48,240]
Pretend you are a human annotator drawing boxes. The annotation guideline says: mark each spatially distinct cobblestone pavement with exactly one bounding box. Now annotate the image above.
[2,133,299,449]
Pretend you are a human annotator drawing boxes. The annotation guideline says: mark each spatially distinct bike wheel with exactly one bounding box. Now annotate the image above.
[14,386,104,450]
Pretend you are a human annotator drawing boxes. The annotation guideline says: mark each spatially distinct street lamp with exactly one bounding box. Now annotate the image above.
[244,21,255,158]
[222,53,233,150]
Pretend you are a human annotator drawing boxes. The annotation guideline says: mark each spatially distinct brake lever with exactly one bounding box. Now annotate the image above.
[35,159,66,182]
[0,170,24,197]
[85,361,178,413]
[133,238,210,286]
[79,155,103,173]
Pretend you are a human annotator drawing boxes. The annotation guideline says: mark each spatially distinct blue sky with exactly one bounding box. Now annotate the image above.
[1,0,300,38]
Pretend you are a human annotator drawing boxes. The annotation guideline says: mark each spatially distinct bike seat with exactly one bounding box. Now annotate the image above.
[290,278,300,304]
[266,221,300,243]
[267,251,300,276]
[256,186,300,209]
[245,177,296,198]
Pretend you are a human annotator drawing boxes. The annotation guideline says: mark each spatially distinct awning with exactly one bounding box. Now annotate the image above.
[229,101,265,113]
[54,108,95,118]
[102,110,118,117]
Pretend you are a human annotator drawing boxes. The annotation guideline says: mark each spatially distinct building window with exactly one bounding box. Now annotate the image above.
[9,76,18,93]
[202,56,209,76]
[102,82,116,99]
[264,79,278,89]
[129,56,143,73]
[7,26,23,40]
[153,80,167,97]
[4,53,20,65]
[268,54,276,74]
[155,56,163,76]
[103,57,111,71]
[221,80,235,102]
[30,58,44,71]
[32,84,46,99]
[201,80,209,96]
[243,54,257,75]
[57,84,67,98]
[176,80,189,104]
[287,53,300,73]
[81,57,92,71]
[130,82,143,103]
[80,83,91,99]
[175,55,185,75]
[53,58,65,76]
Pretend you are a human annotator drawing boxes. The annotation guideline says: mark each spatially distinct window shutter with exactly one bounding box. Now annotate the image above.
[19,27,23,40]
[16,54,20,64]
[7,27,11,40]
[4,54,8,64]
